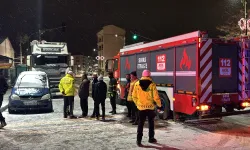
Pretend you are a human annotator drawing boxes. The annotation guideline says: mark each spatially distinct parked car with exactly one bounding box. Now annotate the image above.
[8,71,53,114]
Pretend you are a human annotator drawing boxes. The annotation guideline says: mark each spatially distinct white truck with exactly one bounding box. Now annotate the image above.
[26,40,74,98]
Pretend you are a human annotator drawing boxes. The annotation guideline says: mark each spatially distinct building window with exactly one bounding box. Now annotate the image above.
[98,37,103,42]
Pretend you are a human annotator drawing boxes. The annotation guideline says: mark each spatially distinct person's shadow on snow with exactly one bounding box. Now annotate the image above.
[140,143,180,150]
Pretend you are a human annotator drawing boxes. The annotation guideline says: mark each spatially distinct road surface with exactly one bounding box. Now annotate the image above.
[1,92,250,149]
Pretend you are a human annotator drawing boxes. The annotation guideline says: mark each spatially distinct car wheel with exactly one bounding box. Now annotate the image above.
[48,102,54,113]
[8,107,15,114]
[157,92,170,120]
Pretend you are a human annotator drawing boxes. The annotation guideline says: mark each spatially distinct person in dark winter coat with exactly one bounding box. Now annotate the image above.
[108,72,117,114]
[0,72,8,128]
[94,76,107,120]
[124,74,131,117]
[78,74,90,118]
[90,73,98,118]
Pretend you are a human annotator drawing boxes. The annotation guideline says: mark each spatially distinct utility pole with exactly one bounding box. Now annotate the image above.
[19,42,22,64]
[39,29,42,41]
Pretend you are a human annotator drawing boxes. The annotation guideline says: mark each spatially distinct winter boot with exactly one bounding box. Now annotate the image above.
[137,136,142,146]
[132,122,138,125]
[136,140,142,147]
[1,120,7,127]
[148,138,157,143]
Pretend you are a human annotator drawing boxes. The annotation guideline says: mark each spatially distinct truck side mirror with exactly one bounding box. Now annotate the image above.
[26,55,31,67]
[70,56,74,66]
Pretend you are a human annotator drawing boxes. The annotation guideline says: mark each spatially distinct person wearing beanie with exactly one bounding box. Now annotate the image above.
[108,72,117,114]
[59,70,77,119]
[93,75,107,120]
[127,71,139,125]
[132,69,162,146]
[90,73,98,118]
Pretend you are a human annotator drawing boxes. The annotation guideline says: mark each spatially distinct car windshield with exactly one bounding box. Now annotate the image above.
[15,74,47,88]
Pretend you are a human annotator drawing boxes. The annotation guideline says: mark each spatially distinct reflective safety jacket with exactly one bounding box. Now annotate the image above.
[59,74,75,96]
[108,77,117,95]
[132,77,161,111]
[127,79,138,102]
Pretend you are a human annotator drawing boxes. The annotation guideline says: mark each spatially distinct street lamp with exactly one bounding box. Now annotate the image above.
[114,34,126,46]
[93,48,96,52]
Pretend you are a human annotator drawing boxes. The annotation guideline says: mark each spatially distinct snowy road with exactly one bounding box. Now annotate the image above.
[1,95,250,149]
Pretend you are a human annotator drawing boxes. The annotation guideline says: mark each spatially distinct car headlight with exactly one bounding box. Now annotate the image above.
[41,94,51,100]
[10,94,20,100]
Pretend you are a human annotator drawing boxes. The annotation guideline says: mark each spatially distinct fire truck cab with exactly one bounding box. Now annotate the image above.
[105,31,250,121]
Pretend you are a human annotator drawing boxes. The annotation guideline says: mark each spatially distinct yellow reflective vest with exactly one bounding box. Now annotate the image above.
[132,77,161,111]
[59,74,75,96]
[127,79,138,102]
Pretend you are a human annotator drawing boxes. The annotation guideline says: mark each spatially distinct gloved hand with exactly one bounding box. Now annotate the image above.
[157,106,163,112]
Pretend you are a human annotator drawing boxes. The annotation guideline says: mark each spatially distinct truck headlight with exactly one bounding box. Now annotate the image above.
[10,94,20,100]
[41,94,51,100]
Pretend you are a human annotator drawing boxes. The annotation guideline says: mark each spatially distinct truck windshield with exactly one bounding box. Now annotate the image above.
[33,55,68,67]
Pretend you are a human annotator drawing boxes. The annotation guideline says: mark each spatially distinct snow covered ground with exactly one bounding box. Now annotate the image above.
[1,95,250,149]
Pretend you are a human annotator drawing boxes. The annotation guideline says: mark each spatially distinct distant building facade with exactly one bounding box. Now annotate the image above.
[72,55,97,74]
[0,37,14,67]
[0,37,15,84]
[97,25,126,71]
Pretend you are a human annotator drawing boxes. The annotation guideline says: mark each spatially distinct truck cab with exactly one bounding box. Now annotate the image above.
[105,55,126,105]
[26,40,74,98]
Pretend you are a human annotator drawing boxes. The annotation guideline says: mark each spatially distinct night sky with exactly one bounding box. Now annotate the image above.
[0,0,244,56]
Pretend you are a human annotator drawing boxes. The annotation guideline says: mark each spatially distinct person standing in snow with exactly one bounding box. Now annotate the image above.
[93,76,107,121]
[90,73,98,118]
[132,70,162,146]
[0,71,8,128]
[59,71,77,119]
[78,73,90,118]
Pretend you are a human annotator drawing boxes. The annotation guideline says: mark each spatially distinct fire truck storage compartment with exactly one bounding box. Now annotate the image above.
[150,47,174,84]
[136,52,150,78]
[120,54,136,86]
[175,43,197,93]
[211,43,239,93]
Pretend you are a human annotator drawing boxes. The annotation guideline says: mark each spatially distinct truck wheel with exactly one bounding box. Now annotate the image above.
[158,92,170,120]
[225,106,234,112]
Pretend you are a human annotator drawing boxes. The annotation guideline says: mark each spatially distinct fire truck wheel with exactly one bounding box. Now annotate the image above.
[225,105,234,112]
[158,92,170,120]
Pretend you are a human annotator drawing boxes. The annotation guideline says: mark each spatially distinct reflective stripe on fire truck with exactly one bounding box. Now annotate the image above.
[150,71,196,76]
[239,40,249,100]
[200,39,212,103]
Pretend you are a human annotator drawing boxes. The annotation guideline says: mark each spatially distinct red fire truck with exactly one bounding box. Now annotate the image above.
[105,31,250,120]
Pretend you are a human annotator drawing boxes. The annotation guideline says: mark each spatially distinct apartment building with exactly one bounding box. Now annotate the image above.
[97,25,126,71]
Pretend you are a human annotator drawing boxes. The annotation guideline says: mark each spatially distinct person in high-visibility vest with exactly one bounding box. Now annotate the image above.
[132,70,162,146]
[108,72,117,114]
[127,71,139,125]
[59,71,76,119]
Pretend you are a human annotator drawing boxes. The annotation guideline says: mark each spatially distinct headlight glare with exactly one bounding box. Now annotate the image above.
[41,94,51,100]
[10,94,20,100]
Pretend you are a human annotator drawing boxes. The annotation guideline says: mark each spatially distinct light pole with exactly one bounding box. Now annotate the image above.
[19,42,22,64]
[115,34,126,46]
[242,0,248,35]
